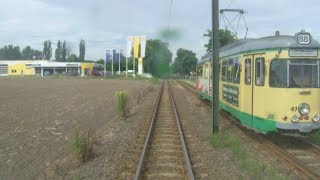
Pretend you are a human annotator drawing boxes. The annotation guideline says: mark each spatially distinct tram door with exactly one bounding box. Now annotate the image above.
[243,55,254,128]
[243,54,266,128]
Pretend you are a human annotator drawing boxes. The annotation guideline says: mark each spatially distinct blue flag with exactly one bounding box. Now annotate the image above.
[106,50,110,62]
[120,50,124,61]
[113,49,117,61]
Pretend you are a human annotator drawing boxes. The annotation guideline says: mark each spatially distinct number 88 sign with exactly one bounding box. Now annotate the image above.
[297,33,311,45]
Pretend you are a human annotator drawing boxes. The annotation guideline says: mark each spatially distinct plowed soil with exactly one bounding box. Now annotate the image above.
[0,77,159,179]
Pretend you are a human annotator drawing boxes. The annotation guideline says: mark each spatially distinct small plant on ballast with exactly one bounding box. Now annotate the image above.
[71,129,95,162]
[115,90,128,119]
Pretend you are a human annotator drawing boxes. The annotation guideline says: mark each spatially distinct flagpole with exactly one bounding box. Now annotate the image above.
[119,50,121,75]
[126,57,128,77]
[104,58,106,77]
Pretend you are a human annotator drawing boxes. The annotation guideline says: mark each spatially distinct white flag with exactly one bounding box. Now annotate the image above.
[140,36,147,58]
[126,36,133,57]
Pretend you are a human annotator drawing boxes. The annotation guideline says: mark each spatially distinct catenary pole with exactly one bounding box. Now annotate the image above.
[212,0,220,133]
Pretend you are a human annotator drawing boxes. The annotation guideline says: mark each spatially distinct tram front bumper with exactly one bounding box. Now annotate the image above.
[276,122,320,133]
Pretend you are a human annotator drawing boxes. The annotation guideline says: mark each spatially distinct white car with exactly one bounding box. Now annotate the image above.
[143,73,153,78]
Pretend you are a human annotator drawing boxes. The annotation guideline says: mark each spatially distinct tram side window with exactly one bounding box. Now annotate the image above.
[233,58,241,84]
[227,59,233,82]
[245,59,251,85]
[255,58,265,86]
[221,60,227,81]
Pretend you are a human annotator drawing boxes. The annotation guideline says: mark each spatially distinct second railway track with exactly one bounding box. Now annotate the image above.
[134,80,194,180]
[177,79,320,179]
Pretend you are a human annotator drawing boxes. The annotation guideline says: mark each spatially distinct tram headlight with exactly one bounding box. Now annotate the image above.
[292,115,300,123]
[298,103,310,115]
[313,114,320,122]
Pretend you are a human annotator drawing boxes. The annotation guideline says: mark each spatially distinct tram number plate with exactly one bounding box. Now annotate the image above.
[297,34,311,45]
[291,107,298,112]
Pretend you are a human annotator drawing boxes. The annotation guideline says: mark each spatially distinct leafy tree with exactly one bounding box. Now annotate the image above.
[79,40,85,62]
[62,41,67,61]
[0,45,22,60]
[96,59,104,65]
[173,48,198,75]
[144,39,172,77]
[0,45,42,60]
[33,50,43,60]
[68,54,78,62]
[22,46,34,60]
[43,40,52,60]
[204,29,236,52]
[55,40,62,61]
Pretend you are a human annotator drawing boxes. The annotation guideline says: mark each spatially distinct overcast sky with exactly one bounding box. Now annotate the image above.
[1,0,320,60]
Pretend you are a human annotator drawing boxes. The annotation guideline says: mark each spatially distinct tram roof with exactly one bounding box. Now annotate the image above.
[200,32,320,64]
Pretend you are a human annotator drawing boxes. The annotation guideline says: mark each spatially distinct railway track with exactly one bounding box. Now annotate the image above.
[134,81,194,180]
[177,79,320,179]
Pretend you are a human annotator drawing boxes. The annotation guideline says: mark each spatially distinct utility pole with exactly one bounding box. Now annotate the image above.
[212,0,220,134]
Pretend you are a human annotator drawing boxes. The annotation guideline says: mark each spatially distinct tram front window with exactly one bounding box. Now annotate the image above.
[270,59,320,88]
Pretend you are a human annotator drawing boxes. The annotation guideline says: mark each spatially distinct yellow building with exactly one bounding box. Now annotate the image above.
[0,60,104,76]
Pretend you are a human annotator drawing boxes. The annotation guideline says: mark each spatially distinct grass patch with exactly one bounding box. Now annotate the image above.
[115,90,128,119]
[148,77,159,84]
[310,131,320,144]
[211,131,287,179]
[71,129,96,162]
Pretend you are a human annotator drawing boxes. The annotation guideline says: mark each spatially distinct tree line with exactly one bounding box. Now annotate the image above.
[0,40,86,62]
[43,39,85,62]
[0,29,235,76]
[0,45,42,60]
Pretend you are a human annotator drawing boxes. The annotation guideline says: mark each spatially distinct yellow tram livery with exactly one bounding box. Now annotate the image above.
[196,30,320,135]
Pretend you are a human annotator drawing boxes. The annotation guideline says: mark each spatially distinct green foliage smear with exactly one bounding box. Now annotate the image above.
[211,131,287,179]
[204,29,236,52]
[115,91,128,118]
[159,27,182,41]
[173,48,198,76]
[143,39,172,78]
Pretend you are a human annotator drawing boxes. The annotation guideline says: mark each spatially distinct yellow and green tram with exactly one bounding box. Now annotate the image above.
[196,31,320,135]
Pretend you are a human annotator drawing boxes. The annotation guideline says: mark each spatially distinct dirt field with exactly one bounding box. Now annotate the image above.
[0,77,159,179]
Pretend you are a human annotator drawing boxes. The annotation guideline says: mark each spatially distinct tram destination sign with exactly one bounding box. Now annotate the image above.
[222,84,239,107]
[289,48,318,57]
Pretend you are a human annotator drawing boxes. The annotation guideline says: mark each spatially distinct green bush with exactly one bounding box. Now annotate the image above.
[115,90,128,118]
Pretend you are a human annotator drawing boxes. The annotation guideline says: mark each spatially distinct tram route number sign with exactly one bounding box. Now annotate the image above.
[222,84,239,107]
[297,33,311,45]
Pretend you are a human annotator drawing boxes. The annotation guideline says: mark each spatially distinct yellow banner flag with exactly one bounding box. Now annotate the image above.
[133,36,140,58]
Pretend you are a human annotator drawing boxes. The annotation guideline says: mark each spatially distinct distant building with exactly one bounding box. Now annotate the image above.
[0,60,104,76]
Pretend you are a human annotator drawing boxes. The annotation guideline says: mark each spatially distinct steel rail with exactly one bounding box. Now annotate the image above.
[168,81,195,179]
[134,80,194,179]
[219,110,320,180]
[134,82,164,180]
